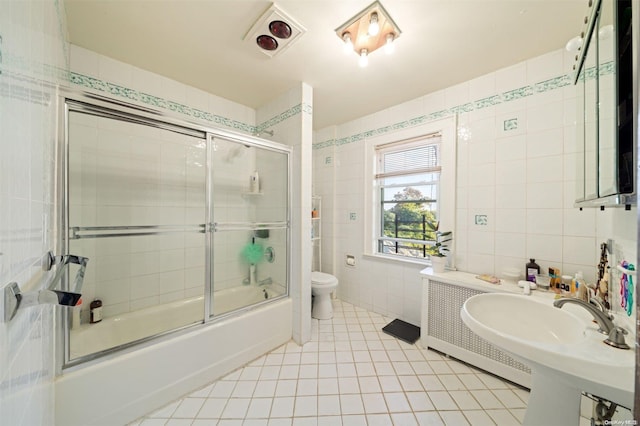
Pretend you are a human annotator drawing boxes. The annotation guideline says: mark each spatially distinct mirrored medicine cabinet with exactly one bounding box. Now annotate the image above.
[574,0,635,208]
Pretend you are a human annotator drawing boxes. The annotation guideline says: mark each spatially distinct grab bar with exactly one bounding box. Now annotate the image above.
[3,252,89,322]
[70,224,206,239]
[213,222,289,232]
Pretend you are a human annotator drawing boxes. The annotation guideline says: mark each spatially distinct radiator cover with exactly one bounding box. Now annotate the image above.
[421,278,531,388]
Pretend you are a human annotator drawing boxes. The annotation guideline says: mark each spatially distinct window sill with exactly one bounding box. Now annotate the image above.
[362,252,431,267]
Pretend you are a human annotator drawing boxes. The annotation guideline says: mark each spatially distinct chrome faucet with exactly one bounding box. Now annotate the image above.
[589,297,613,320]
[553,297,615,335]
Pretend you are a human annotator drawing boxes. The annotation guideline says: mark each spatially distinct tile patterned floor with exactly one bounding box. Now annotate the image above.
[133,300,529,425]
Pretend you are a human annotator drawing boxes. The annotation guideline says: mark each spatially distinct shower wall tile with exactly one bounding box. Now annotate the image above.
[0,0,68,424]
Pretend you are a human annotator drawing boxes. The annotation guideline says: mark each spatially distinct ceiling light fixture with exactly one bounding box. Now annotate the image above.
[384,32,395,54]
[368,12,380,36]
[342,32,353,54]
[335,1,401,67]
[359,49,369,68]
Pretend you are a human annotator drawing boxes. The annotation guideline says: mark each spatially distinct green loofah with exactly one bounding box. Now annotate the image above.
[241,242,264,264]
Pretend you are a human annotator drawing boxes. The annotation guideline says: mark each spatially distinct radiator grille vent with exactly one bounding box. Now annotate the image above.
[427,280,530,373]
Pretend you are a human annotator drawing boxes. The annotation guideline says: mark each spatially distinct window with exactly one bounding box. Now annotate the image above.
[375,133,441,260]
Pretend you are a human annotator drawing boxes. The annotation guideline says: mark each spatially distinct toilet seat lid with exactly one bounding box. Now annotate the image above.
[311,271,338,285]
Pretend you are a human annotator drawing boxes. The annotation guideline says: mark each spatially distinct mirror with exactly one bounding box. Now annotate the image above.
[598,0,617,196]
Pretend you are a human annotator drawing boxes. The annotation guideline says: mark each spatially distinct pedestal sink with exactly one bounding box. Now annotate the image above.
[461,293,634,426]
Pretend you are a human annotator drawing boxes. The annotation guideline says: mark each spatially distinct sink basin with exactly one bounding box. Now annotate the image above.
[461,293,634,426]
[463,293,586,345]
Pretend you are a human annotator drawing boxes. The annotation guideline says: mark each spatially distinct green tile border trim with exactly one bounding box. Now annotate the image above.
[67,72,310,135]
[313,65,610,151]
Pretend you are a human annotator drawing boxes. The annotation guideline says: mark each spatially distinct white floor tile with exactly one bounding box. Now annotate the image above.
[493,389,527,408]
[338,377,360,394]
[361,393,387,414]
[138,300,525,426]
[293,395,317,417]
[318,395,341,416]
[296,379,318,396]
[270,396,295,418]
[197,399,227,419]
[378,376,402,392]
[172,398,205,418]
[246,398,273,419]
[486,408,521,425]
[438,374,466,391]
[461,409,495,426]
[317,378,339,395]
[317,415,342,426]
[470,390,504,409]
[390,412,419,426]
[357,376,381,393]
[366,413,393,426]
[406,392,435,412]
[383,392,411,412]
[232,380,256,397]
[275,380,297,397]
[210,381,236,398]
[439,410,470,426]
[341,414,367,426]
[413,411,445,426]
[339,394,365,415]
[398,375,423,392]
[221,398,250,419]
[254,380,278,397]
[426,391,458,411]
[457,374,487,390]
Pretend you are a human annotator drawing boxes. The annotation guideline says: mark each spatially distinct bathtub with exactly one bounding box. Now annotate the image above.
[56,285,292,426]
[69,284,285,360]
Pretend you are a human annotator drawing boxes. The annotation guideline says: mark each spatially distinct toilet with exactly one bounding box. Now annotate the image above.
[311,271,339,320]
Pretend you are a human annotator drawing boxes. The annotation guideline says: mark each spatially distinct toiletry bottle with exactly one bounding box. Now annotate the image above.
[548,267,561,291]
[571,271,584,296]
[250,170,260,193]
[90,298,103,324]
[526,259,540,282]
[561,275,572,294]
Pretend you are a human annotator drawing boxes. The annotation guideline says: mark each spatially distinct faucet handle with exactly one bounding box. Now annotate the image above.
[604,326,630,350]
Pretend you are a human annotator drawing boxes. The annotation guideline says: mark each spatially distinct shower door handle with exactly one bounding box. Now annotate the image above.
[213,222,289,232]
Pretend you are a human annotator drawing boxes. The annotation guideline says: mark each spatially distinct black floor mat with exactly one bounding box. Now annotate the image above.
[382,319,420,344]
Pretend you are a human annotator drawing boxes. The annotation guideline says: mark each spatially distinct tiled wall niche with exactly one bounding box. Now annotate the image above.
[0,0,69,424]
[313,48,637,326]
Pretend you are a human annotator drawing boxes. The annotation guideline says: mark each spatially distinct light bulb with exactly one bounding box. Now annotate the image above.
[384,33,395,54]
[359,49,368,68]
[368,12,379,36]
[342,32,353,54]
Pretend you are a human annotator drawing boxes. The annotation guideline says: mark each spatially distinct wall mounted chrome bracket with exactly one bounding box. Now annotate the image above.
[2,252,88,323]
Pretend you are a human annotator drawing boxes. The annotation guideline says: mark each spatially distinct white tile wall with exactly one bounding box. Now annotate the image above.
[313,47,638,328]
[256,83,313,345]
[0,0,68,424]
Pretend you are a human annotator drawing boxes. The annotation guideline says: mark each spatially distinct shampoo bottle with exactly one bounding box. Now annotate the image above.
[526,258,540,282]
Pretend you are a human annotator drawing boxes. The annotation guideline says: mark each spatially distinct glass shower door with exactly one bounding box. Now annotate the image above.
[210,135,289,317]
[66,104,207,362]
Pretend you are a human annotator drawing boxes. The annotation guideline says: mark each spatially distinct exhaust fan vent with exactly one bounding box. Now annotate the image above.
[244,3,306,58]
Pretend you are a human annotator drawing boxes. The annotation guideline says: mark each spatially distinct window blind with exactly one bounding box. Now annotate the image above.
[375,133,441,179]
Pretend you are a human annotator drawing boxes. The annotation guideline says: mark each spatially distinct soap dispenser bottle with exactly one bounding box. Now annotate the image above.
[526,258,540,282]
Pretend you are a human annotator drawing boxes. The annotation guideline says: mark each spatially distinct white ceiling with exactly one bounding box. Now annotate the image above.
[64,0,586,130]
